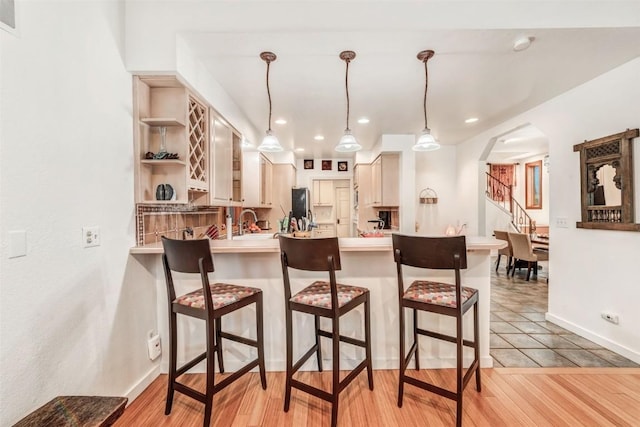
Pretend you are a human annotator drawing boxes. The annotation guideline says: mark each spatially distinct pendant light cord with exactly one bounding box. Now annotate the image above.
[266,59,273,132]
[345,58,351,131]
[423,58,429,130]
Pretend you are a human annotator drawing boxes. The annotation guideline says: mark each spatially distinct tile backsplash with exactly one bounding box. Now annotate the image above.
[136,204,223,246]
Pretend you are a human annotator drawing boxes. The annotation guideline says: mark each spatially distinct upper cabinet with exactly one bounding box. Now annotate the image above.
[133,76,209,205]
[371,153,399,207]
[313,180,334,206]
[242,152,273,208]
[210,112,243,206]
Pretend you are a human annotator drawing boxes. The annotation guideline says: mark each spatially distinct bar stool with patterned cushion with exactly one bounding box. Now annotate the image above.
[392,234,481,427]
[161,237,267,427]
[278,235,374,427]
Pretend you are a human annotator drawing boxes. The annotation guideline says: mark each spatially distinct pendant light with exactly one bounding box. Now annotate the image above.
[413,49,440,152]
[257,51,283,152]
[335,50,362,152]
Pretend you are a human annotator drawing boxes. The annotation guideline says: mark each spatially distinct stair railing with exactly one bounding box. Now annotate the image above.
[485,172,535,236]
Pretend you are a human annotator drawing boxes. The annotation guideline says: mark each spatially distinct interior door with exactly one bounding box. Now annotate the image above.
[336,187,350,237]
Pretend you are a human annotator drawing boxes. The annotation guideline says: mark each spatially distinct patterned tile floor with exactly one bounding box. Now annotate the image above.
[490,258,639,368]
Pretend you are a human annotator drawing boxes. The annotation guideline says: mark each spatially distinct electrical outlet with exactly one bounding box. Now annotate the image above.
[556,217,568,228]
[147,334,161,360]
[601,312,619,325]
[82,226,101,248]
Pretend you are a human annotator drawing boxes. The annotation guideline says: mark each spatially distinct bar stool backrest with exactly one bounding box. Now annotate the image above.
[162,237,214,274]
[392,234,467,270]
[278,235,342,272]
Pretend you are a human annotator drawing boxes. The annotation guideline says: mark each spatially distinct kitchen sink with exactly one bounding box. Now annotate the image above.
[232,233,274,240]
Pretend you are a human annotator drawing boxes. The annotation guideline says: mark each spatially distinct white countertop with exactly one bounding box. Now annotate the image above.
[130,235,506,255]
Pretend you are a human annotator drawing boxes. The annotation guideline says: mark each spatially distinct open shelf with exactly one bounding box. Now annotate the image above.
[140,118,185,127]
[141,159,186,166]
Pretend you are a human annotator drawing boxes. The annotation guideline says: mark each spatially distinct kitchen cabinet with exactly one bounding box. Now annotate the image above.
[242,152,273,207]
[370,153,399,207]
[133,75,209,205]
[210,113,243,206]
[313,223,335,238]
[266,163,296,228]
[312,180,334,206]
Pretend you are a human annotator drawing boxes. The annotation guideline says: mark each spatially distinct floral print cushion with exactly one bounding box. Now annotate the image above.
[290,281,367,309]
[175,283,260,310]
[403,280,477,308]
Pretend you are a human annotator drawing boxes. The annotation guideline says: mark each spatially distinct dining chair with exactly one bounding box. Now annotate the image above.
[493,230,513,274]
[508,232,549,281]
[161,237,267,427]
[392,234,481,427]
[278,235,374,427]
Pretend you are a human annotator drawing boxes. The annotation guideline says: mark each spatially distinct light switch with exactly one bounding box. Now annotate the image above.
[9,230,27,258]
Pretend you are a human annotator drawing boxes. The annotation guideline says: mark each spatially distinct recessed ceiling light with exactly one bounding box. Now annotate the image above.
[295,148,304,152]
[275,118,287,125]
[357,117,370,124]
[241,137,253,148]
[314,135,325,141]
[465,117,479,124]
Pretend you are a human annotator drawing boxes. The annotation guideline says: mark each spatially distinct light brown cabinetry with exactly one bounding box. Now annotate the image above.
[371,154,399,207]
[313,224,336,238]
[242,152,273,207]
[312,180,334,206]
[133,76,209,204]
[210,113,243,206]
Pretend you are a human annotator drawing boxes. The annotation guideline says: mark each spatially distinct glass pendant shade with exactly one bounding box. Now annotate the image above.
[413,128,440,151]
[335,129,362,152]
[257,130,283,152]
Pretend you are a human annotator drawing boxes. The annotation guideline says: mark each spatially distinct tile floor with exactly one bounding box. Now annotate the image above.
[490,257,639,368]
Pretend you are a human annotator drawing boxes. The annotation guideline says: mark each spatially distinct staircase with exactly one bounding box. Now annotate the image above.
[485,172,536,236]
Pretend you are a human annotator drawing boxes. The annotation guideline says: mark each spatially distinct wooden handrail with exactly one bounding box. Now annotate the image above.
[485,172,535,237]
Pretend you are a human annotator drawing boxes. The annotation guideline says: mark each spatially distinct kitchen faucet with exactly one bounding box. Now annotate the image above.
[238,209,258,236]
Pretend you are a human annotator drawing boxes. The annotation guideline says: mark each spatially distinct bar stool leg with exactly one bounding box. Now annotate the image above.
[365,293,374,390]
[413,308,420,370]
[283,306,293,412]
[397,304,405,408]
[204,320,216,427]
[215,318,224,373]
[474,301,482,392]
[256,295,267,389]
[331,315,340,427]
[315,315,323,372]
[456,315,463,427]
[165,311,177,415]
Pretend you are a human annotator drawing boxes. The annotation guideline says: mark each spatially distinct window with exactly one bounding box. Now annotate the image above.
[525,160,542,209]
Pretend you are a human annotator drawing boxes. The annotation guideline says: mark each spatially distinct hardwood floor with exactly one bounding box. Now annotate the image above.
[116,369,640,426]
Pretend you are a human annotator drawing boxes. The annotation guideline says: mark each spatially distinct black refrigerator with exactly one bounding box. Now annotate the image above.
[292,188,310,219]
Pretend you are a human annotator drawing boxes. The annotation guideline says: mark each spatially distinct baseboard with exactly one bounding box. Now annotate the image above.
[546,313,640,364]
[123,365,161,405]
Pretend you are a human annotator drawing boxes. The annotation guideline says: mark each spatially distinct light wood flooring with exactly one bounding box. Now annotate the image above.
[116,368,640,426]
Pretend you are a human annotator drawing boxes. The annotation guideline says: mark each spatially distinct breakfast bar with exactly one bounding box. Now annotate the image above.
[130,236,505,373]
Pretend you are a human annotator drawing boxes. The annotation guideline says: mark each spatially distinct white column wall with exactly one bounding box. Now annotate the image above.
[0,2,158,424]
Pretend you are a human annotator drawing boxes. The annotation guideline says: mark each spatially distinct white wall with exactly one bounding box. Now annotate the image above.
[457,58,640,363]
[0,2,158,424]
[415,145,458,235]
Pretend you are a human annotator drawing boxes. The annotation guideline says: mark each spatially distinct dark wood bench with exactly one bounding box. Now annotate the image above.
[14,396,127,427]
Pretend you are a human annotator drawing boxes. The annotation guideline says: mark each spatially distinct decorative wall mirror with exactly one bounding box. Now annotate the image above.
[525,160,542,209]
[574,128,639,231]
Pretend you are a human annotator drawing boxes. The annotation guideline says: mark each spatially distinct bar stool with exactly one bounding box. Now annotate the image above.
[392,234,481,427]
[161,237,267,427]
[278,235,374,427]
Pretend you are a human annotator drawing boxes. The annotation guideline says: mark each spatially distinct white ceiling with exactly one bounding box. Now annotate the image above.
[140,2,640,159]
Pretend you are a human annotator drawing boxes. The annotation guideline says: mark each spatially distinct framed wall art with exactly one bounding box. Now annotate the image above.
[322,160,332,171]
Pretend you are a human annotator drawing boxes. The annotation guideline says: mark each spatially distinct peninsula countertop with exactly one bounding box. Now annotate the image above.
[129,235,506,255]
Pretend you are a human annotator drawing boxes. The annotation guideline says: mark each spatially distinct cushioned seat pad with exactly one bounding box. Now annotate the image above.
[290,280,367,309]
[403,280,477,308]
[175,283,260,310]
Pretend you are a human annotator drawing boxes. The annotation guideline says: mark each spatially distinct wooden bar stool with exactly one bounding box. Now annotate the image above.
[278,235,374,427]
[161,237,267,427]
[392,234,481,427]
